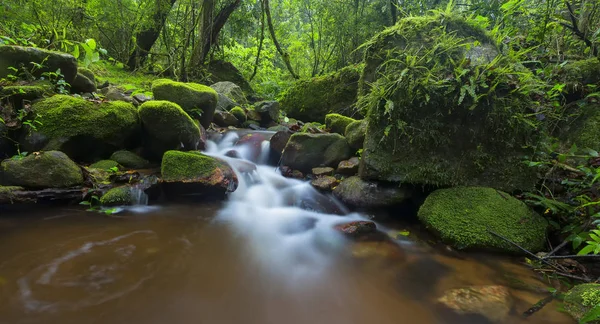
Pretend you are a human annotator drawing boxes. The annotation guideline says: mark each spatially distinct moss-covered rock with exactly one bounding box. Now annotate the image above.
[0,84,52,105]
[280,64,363,122]
[564,283,600,323]
[333,176,409,208]
[100,186,134,206]
[213,111,239,127]
[0,45,78,83]
[254,101,280,124]
[138,100,204,159]
[78,67,96,83]
[151,79,218,128]
[555,58,600,100]
[210,81,247,105]
[0,151,83,188]
[281,133,352,172]
[559,102,600,151]
[0,185,24,194]
[358,13,539,192]
[110,150,150,169]
[230,106,246,123]
[417,187,547,253]
[300,122,325,133]
[160,150,237,199]
[89,159,120,170]
[206,60,255,96]
[28,95,140,161]
[71,72,96,93]
[325,113,356,134]
[345,119,367,150]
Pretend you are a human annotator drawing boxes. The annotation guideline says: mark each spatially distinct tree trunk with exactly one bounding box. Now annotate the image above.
[250,0,266,81]
[390,0,397,25]
[264,0,299,79]
[127,0,177,70]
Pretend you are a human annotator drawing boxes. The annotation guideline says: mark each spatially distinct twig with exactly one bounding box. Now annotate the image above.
[486,229,560,270]
[523,295,554,318]
[545,239,569,257]
[543,254,600,260]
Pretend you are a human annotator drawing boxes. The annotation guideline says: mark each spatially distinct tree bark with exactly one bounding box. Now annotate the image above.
[264,0,299,79]
[250,0,266,81]
[127,0,177,70]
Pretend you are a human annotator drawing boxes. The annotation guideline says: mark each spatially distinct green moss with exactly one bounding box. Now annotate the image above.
[230,106,247,123]
[557,58,600,97]
[241,120,260,128]
[161,150,220,182]
[89,60,156,94]
[100,186,133,206]
[280,64,363,122]
[89,160,120,170]
[560,103,600,151]
[417,187,548,253]
[325,113,356,134]
[564,284,600,323]
[32,94,139,143]
[151,79,218,127]
[0,84,52,101]
[110,150,149,169]
[345,119,367,150]
[0,185,24,193]
[78,67,96,83]
[0,151,83,188]
[300,122,325,133]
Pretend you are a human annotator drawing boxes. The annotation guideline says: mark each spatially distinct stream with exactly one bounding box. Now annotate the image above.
[0,132,574,323]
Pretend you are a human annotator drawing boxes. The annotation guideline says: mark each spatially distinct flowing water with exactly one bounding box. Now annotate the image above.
[0,132,574,324]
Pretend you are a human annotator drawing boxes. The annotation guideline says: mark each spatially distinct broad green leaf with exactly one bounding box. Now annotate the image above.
[85,38,96,51]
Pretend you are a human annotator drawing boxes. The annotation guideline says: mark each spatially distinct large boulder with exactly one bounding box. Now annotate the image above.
[160,150,237,199]
[564,283,600,323]
[325,113,356,134]
[345,119,366,150]
[281,133,352,172]
[110,150,150,169]
[0,46,78,83]
[254,101,280,124]
[280,64,362,122]
[206,60,255,96]
[554,58,600,101]
[358,13,540,192]
[70,72,96,93]
[26,95,140,161]
[0,83,52,109]
[0,151,83,189]
[151,79,218,128]
[138,101,204,159]
[213,110,239,127]
[210,81,247,105]
[417,187,547,253]
[100,186,136,206]
[333,176,409,208]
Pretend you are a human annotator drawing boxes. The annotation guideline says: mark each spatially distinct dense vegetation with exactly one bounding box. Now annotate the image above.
[2,0,600,321]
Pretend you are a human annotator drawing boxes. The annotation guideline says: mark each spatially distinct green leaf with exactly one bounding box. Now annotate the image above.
[580,303,600,323]
[573,235,584,249]
[72,45,80,59]
[85,38,96,51]
[578,244,595,256]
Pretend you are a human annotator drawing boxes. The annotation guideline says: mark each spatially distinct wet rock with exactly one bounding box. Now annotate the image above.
[0,46,78,83]
[151,79,218,128]
[100,186,135,206]
[349,240,405,262]
[89,159,121,170]
[70,72,96,94]
[0,151,83,189]
[325,113,356,134]
[418,187,548,253]
[246,108,262,122]
[267,125,289,132]
[213,110,239,127]
[333,176,409,208]
[291,170,304,179]
[254,101,280,124]
[210,81,247,105]
[337,157,360,175]
[230,106,246,123]
[279,216,318,234]
[110,150,150,169]
[345,119,366,150]
[235,133,267,162]
[312,167,335,176]
[310,176,337,191]
[132,93,152,105]
[281,133,352,172]
[101,86,136,104]
[438,285,512,323]
[334,221,377,239]
[215,93,237,112]
[0,185,84,204]
[270,130,292,155]
[226,158,257,173]
[161,150,237,199]
[139,100,204,159]
[564,283,600,323]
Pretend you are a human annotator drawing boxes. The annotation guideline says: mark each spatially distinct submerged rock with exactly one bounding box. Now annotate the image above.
[151,79,218,128]
[349,240,405,262]
[325,113,356,134]
[281,133,352,172]
[27,95,140,161]
[438,285,512,323]
[333,176,409,208]
[417,187,547,253]
[0,45,78,83]
[0,151,83,189]
[334,221,377,239]
[110,150,150,169]
[160,150,237,199]
[235,133,268,162]
[564,283,600,323]
[138,101,204,159]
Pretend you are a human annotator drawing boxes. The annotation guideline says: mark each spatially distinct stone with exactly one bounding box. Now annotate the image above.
[235,133,268,162]
[358,13,539,192]
[0,45,78,83]
[101,86,136,104]
[213,110,239,127]
[254,101,280,124]
[215,93,237,112]
[246,108,262,122]
[78,67,95,83]
[325,113,356,134]
[26,95,140,161]
[210,81,247,105]
[230,106,247,123]
[310,176,337,191]
[70,72,96,93]
[132,93,152,104]
[0,122,16,159]
[337,157,360,175]
[333,176,409,208]
[417,187,548,253]
[556,58,600,100]
[564,283,600,324]
[0,84,52,108]
[89,159,120,170]
[0,151,83,189]
[151,79,218,128]
[438,285,512,323]
[345,119,366,150]
[269,130,292,161]
[206,60,254,96]
[559,103,600,152]
[280,64,362,122]
[110,150,150,169]
[333,221,377,239]
[267,125,288,132]
[138,100,204,159]
[312,167,334,176]
[281,133,352,172]
[100,186,135,206]
[160,150,237,199]
[349,240,405,262]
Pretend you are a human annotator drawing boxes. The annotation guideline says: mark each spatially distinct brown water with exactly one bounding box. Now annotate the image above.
[0,204,573,324]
